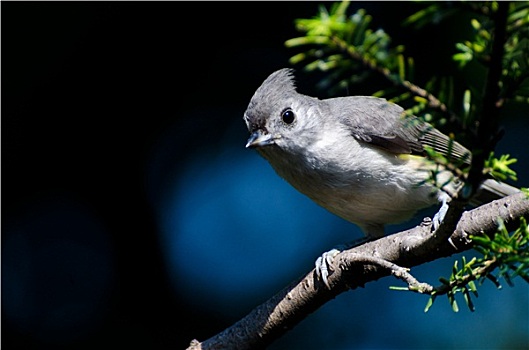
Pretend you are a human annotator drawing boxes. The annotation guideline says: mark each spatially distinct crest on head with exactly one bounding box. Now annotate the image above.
[251,69,297,103]
[261,68,296,91]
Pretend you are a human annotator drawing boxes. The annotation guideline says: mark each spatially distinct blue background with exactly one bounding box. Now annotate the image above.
[3,2,528,349]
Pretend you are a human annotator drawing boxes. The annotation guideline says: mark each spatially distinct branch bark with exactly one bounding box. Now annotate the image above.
[187,192,528,350]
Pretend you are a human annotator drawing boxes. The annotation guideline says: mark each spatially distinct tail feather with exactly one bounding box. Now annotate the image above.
[470,179,521,206]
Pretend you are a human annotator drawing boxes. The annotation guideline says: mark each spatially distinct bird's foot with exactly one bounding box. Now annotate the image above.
[314,237,371,288]
[315,248,341,289]
[432,192,450,231]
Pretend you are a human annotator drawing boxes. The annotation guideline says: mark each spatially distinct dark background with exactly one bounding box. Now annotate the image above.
[3,2,528,349]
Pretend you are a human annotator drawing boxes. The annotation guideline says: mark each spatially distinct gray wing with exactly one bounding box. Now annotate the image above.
[326,96,471,163]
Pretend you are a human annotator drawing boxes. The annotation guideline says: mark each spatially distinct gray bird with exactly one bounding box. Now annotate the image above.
[243,68,518,287]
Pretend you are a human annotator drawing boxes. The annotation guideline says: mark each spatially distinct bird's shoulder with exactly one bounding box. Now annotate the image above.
[322,96,470,163]
[323,96,424,155]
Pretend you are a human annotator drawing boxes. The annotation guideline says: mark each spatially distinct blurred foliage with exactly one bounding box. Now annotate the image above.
[286,0,528,311]
[484,152,518,181]
[286,2,404,94]
[451,2,529,105]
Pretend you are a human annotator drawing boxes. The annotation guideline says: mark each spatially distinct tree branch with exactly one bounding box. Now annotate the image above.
[187,192,528,350]
[466,1,509,194]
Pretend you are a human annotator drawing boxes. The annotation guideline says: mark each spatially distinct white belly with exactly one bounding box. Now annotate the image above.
[260,143,442,236]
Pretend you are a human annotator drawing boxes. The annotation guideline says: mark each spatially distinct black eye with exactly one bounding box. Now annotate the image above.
[281,109,295,124]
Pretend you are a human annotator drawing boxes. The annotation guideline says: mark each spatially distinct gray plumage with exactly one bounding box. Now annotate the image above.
[244,68,517,238]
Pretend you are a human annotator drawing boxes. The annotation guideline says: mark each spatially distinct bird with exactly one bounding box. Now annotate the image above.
[243,68,518,287]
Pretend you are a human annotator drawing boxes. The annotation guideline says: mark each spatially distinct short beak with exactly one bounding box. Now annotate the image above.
[246,130,275,148]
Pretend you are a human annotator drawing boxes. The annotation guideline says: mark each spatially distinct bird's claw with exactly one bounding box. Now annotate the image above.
[315,248,340,289]
[432,193,450,231]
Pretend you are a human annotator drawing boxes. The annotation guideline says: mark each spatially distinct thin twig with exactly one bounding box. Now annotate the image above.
[338,253,434,293]
[330,36,459,122]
